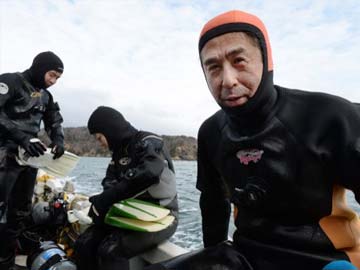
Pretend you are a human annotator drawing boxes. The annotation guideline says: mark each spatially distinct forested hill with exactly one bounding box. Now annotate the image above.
[39,127,197,160]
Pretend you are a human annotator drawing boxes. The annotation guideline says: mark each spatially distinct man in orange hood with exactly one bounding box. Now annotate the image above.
[196,9,360,269]
[147,9,360,270]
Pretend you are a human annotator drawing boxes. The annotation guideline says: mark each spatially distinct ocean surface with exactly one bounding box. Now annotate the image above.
[70,157,360,251]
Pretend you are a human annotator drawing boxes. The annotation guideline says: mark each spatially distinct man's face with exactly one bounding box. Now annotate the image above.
[44,70,62,88]
[201,32,263,107]
[95,133,109,149]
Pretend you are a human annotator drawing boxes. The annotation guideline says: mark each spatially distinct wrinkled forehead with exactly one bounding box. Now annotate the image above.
[200,32,260,60]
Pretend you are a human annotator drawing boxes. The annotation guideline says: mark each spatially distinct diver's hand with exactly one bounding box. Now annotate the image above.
[231,183,267,209]
[88,204,103,225]
[88,195,108,225]
[21,138,47,157]
[50,141,65,159]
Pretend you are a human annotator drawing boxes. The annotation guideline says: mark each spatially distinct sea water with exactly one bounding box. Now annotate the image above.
[70,157,360,251]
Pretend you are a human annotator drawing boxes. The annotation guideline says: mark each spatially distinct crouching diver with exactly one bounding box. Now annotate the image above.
[0,51,65,270]
[145,9,360,270]
[74,106,178,270]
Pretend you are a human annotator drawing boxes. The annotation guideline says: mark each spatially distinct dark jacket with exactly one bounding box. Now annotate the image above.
[0,71,63,150]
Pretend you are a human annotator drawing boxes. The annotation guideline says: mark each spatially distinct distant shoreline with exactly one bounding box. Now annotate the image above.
[39,127,197,161]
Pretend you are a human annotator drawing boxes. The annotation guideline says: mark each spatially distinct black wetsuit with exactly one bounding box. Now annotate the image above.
[75,107,178,270]
[91,131,178,215]
[0,71,63,264]
[150,86,360,270]
[197,85,360,269]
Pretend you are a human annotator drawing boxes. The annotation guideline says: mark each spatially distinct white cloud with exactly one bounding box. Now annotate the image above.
[0,0,359,136]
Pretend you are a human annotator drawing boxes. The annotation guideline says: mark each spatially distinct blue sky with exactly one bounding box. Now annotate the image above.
[0,0,359,137]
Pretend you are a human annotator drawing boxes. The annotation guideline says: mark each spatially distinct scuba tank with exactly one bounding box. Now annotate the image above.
[26,241,76,270]
[17,195,69,254]
[31,193,68,226]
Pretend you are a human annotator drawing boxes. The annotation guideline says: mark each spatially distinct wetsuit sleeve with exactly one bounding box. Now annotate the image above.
[90,137,166,213]
[287,98,360,204]
[0,74,31,144]
[101,161,118,190]
[277,90,360,208]
[197,123,231,248]
[43,92,64,144]
[332,103,360,203]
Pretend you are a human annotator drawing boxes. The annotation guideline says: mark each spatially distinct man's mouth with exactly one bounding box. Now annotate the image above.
[226,96,242,101]
[222,95,249,106]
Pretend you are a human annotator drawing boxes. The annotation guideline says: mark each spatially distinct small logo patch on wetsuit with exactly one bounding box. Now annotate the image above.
[0,83,9,94]
[31,92,42,98]
[119,157,131,165]
[236,149,264,165]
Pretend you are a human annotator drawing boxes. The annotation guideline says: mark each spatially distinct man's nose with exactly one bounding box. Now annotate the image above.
[222,64,238,89]
[50,78,57,84]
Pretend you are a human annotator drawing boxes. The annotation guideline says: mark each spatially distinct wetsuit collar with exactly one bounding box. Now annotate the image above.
[224,71,278,132]
[21,70,38,90]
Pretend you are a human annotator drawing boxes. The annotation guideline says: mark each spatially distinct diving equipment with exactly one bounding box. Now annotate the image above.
[26,241,76,270]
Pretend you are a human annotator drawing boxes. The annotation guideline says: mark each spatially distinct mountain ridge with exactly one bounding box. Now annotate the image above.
[39,127,197,160]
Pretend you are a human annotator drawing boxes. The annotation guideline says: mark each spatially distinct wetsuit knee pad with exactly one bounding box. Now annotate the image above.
[74,232,91,252]
[97,232,127,260]
[74,228,103,270]
[74,226,104,257]
[97,233,130,270]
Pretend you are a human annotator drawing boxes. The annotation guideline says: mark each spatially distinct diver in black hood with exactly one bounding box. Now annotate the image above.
[87,105,138,152]
[0,51,65,269]
[75,106,178,270]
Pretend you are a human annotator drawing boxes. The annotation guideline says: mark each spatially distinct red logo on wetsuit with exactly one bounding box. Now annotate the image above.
[236,149,264,165]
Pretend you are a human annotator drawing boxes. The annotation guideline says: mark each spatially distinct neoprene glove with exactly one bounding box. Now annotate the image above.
[88,195,109,225]
[21,138,47,157]
[50,141,65,160]
[231,183,267,209]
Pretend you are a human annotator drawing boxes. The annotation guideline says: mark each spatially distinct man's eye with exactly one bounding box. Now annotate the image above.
[234,57,245,64]
[208,65,220,71]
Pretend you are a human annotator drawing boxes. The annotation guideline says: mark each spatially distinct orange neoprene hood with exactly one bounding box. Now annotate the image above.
[198,10,273,72]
